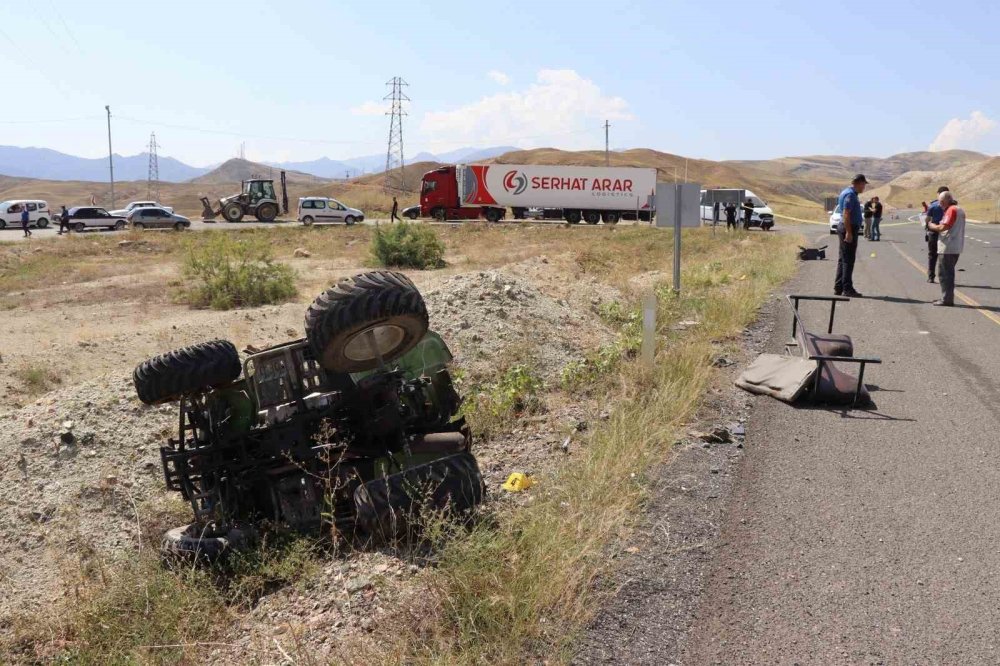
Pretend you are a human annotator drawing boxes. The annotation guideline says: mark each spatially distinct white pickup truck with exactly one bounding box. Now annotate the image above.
[109,201,174,217]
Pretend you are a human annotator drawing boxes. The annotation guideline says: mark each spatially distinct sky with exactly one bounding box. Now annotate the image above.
[1,0,999,166]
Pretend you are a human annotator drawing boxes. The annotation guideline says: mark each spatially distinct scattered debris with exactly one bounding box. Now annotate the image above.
[293,248,311,258]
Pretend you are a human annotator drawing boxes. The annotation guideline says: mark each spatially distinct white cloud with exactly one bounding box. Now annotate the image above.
[929,111,997,151]
[488,70,511,86]
[420,69,632,152]
[350,101,386,116]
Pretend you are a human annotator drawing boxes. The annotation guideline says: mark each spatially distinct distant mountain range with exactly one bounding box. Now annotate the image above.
[0,145,520,182]
[264,146,518,179]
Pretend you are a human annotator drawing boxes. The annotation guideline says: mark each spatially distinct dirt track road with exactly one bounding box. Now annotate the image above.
[582,216,1000,664]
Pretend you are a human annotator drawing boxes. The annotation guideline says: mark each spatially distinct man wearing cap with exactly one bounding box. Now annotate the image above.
[834,174,868,298]
[924,186,950,283]
[926,190,965,306]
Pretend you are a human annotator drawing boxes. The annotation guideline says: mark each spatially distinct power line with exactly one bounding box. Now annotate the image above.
[384,77,409,193]
[0,115,102,125]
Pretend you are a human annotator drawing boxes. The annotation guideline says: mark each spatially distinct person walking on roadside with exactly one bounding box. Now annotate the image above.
[924,186,950,283]
[871,196,884,241]
[834,174,868,298]
[741,198,754,230]
[390,196,401,223]
[724,202,738,231]
[926,190,965,306]
[58,205,70,235]
[19,205,31,238]
[862,199,874,240]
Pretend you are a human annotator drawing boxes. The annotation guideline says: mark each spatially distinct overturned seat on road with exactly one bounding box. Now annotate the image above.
[786,295,881,406]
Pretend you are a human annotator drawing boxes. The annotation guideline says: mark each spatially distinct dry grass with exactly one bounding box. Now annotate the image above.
[3,224,799,664]
[350,230,800,664]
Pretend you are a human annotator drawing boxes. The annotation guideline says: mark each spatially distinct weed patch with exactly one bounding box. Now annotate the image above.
[178,233,297,309]
[15,363,61,395]
[370,222,446,269]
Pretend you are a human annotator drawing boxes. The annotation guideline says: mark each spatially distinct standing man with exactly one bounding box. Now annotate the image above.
[741,198,754,230]
[724,202,738,231]
[862,199,874,240]
[390,196,401,223]
[924,186,950,283]
[834,174,868,298]
[871,196,884,241]
[19,205,31,238]
[713,201,721,226]
[58,205,70,235]
[926,191,965,307]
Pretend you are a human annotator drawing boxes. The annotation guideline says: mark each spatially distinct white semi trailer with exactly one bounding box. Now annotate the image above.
[419,164,657,223]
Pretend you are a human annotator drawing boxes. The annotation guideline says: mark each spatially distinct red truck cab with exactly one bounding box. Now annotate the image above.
[420,166,483,221]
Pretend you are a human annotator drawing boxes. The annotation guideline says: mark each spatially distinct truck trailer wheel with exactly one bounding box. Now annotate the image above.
[565,210,582,225]
[484,208,502,223]
[583,210,601,225]
[305,271,429,373]
[133,339,242,405]
[222,203,245,223]
[602,211,621,225]
[255,203,278,223]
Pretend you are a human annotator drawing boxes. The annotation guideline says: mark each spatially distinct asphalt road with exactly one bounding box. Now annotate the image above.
[680,214,1000,664]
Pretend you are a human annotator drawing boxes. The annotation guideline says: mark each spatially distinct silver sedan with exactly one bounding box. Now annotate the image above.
[128,207,191,230]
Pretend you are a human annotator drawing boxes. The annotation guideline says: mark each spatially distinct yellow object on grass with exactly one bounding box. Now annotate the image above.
[502,472,535,492]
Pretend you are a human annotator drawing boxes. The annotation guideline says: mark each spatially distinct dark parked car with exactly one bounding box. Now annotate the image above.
[64,206,127,232]
[401,205,421,220]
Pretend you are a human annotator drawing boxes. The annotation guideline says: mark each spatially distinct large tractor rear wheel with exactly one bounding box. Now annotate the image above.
[133,339,241,405]
[222,203,245,223]
[305,271,428,373]
[255,203,278,223]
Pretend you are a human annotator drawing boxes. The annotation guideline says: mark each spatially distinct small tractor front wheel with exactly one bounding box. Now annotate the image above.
[133,339,241,405]
[222,203,245,223]
[305,271,429,373]
[255,203,278,223]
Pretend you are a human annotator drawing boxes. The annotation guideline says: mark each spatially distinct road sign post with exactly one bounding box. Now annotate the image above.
[655,183,701,293]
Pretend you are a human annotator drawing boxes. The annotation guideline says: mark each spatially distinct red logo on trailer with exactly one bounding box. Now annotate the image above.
[503,170,528,195]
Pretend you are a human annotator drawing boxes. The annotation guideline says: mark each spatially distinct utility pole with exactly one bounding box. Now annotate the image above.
[147,132,160,201]
[105,105,115,208]
[383,76,409,193]
[604,120,610,166]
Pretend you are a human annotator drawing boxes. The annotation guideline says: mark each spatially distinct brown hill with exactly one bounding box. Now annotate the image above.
[190,158,328,185]
[730,150,987,186]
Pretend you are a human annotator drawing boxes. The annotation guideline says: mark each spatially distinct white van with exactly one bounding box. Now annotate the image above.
[297,197,364,225]
[699,190,775,229]
[0,200,51,229]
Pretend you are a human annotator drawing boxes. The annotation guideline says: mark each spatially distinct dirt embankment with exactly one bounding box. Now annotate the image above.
[0,238,629,656]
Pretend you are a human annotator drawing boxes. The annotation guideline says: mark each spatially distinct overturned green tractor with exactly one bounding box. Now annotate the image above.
[133,271,485,560]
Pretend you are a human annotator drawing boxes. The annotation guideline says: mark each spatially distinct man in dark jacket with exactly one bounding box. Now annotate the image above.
[390,196,400,223]
[724,202,738,230]
[871,197,884,241]
[20,205,31,238]
[741,198,754,230]
[58,205,71,234]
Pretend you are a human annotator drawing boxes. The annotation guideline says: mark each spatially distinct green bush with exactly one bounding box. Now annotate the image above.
[179,233,297,309]
[370,222,446,269]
